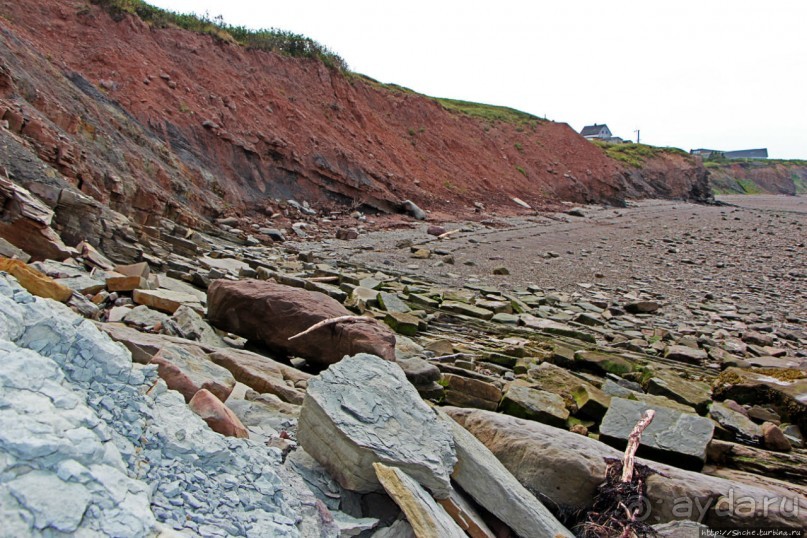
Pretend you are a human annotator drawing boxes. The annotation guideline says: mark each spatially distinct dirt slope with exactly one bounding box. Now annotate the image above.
[0,0,710,233]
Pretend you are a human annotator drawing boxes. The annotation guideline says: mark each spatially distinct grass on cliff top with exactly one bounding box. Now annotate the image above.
[434,98,542,126]
[88,0,348,70]
[594,141,688,168]
[349,74,543,127]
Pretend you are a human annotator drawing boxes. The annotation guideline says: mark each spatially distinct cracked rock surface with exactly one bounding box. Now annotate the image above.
[0,274,304,537]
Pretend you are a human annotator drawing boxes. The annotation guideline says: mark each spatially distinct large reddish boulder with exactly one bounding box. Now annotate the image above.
[207,279,396,366]
[189,389,249,438]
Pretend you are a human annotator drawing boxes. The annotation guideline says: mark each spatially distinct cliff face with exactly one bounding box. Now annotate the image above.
[622,152,713,203]
[707,161,807,195]
[0,0,711,240]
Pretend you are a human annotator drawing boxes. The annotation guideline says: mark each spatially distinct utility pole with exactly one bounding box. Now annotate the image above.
[634,129,640,144]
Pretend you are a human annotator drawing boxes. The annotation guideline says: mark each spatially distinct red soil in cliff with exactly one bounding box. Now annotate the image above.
[0,0,708,230]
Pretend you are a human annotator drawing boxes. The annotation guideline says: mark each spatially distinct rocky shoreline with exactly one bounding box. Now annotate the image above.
[0,195,805,537]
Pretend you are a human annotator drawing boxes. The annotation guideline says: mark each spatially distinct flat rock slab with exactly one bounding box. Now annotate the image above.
[207,279,396,366]
[443,373,502,412]
[150,344,236,403]
[520,315,596,343]
[209,348,309,405]
[298,353,456,498]
[106,275,149,292]
[133,288,202,314]
[373,463,466,538]
[441,300,494,320]
[499,385,570,427]
[122,304,169,330]
[664,344,708,364]
[599,397,714,471]
[438,409,573,538]
[528,362,610,420]
[646,371,712,414]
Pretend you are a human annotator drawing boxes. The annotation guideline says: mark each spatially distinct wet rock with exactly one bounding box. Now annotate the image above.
[600,397,714,470]
[189,389,249,438]
[207,279,396,366]
[298,354,456,498]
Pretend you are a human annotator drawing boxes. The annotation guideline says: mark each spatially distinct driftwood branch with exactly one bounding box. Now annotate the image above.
[287,315,374,341]
[621,409,655,483]
[437,229,460,239]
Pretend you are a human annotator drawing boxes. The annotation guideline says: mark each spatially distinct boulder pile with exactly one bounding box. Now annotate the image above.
[0,197,805,536]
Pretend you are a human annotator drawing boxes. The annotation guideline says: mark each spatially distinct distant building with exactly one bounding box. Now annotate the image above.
[724,148,768,159]
[580,124,613,140]
[689,148,768,160]
[690,148,720,158]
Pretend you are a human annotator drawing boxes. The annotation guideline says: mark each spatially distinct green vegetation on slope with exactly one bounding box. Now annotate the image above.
[88,0,348,70]
[434,98,542,127]
[594,141,688,168]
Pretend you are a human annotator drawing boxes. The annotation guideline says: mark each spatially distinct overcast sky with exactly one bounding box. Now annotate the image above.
[148,0,806,159]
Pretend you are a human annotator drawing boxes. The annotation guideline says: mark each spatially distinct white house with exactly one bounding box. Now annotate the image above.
[580,124,612,140]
